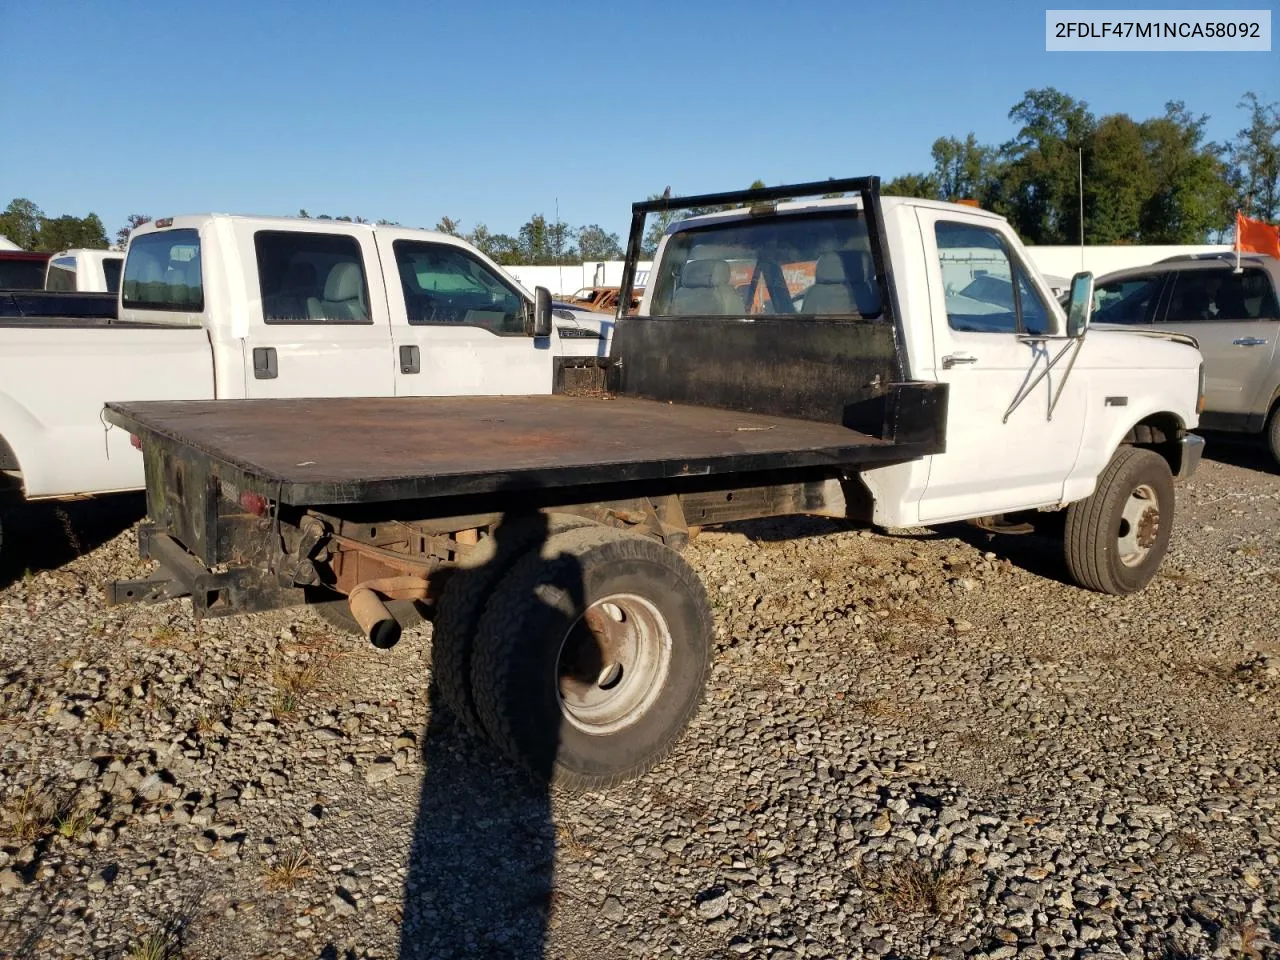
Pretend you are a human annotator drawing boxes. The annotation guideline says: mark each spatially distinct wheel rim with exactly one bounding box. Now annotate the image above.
[556,593,672,736]
[1117,482,1161,567]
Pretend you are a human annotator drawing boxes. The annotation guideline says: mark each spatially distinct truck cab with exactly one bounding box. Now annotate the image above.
[44,249,125,293]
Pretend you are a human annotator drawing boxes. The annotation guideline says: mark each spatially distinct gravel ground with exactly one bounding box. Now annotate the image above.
[1,440,1277,960]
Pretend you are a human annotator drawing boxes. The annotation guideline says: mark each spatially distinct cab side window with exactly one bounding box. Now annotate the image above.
[392,240,527,335]
[255,231,371,325]
[46,257,77,291]
[1165,268,1279,323]
[935,221,1051,335]
[1092,275,1162,325]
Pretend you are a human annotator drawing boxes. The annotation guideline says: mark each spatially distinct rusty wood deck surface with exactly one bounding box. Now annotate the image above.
[105,396,899,505]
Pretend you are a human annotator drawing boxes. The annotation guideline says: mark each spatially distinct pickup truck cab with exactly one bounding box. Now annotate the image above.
[0,215,607,555]
[109,177,1204,792]
[44,249,124,293]
[1091,253,1280,466]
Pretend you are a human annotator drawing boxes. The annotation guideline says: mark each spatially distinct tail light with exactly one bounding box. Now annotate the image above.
[240,492,269,517]
[129,434,142,450]
[1197,363,1206,414]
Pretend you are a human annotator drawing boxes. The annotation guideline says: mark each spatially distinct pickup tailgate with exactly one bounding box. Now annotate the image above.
[103,393,941,506]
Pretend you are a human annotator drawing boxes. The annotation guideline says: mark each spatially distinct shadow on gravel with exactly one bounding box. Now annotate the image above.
[1199,431,1277,474]
[0,492,145,590]
[400,512,572,960]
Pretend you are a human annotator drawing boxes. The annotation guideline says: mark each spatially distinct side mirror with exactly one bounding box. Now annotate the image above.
[531,286,552,338]
[1065,271,1094,338]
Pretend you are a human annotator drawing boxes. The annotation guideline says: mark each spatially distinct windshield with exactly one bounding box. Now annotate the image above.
[648,211,881,319]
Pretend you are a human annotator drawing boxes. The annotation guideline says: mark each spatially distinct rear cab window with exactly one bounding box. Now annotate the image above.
[255,231,371,324]
[648,211,882,319]
[123,230,203,311]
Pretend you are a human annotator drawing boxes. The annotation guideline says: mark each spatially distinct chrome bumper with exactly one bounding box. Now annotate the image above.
[1176,433,1205,481]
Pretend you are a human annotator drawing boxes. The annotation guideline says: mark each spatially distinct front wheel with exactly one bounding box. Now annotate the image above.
[1064,447,1174,595]
[469,526,713,792]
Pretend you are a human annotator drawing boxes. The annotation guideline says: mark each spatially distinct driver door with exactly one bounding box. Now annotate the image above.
[378,235,551,397]
[914,211,1087,523]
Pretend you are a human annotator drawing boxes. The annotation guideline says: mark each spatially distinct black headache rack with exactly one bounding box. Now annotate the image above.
[103,174,947,619]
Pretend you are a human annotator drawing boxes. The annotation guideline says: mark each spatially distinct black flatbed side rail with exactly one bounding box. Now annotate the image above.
[103,389,946,509]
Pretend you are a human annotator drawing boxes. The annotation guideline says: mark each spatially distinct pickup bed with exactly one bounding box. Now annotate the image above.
[0,215,608,558]
[107,177,1203,791]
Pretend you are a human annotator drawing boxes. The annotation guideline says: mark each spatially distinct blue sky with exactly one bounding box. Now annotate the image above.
[0,0,1275,241]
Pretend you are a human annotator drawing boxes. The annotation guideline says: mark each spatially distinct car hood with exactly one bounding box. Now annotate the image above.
[1091,323,1199,351]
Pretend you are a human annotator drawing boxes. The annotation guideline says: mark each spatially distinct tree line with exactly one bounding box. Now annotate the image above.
[3,88,1274,259]
[883,87,1279,245]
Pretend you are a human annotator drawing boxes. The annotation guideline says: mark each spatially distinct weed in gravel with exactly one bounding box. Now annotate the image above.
[851,696,911,724]
[269,661,324,720]
[194,714,215,734]
[854,857,972,918]
[6,784,57,843]
[53,804,95,841]
[124,931,177,960]
[263,850,314,890]
[95,702,124,731]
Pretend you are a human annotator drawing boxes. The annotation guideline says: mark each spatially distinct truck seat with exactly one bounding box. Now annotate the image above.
[803,251,880,316]
[310,262,368,322]
[671,259,743,315]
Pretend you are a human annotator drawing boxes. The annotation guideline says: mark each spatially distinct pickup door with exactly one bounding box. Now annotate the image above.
[377,233,552,396]
[233,223,396,398]
[0,322,213,497]
[912,209,1086,523]
[1154,265,1280,425]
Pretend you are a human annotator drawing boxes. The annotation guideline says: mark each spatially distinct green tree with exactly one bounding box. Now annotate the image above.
[0,198,42,250]
[882,172,940,199]
[37,214,109,251]
[1138,101,1231,243]
[578,224,622,261]
[1227,92,1280,221]
[1082,115,1149,243]
[1000,87,1096,244]
[931,133,999,203]
[434,216,462,236]
[115,214,152,250]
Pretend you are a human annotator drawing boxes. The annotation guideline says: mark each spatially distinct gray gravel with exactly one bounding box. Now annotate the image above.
[1,442,1278,959]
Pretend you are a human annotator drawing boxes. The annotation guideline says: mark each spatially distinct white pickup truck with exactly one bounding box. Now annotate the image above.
[44,248,125,293]
[108,178,1205,790]
[0,216,608,554]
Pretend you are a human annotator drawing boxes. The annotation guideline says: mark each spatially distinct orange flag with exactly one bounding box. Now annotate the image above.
[1237,211,1280,259]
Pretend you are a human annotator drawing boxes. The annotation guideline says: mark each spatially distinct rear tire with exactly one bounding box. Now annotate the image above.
[1064,447,1174,595]
[1267,407,1280,470]
[470,526,713,792]
[431,514,595,736]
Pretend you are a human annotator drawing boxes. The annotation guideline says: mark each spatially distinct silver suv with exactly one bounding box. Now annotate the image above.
[1091,254,1280,467]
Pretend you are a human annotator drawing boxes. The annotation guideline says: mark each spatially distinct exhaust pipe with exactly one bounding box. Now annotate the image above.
[349,586,401,649]
[345,576,431,650]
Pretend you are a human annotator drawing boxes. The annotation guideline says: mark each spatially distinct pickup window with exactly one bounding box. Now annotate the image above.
[0,260,47,290]
[46,257,77,291]
[392,240,526,334]
[648,212,882,319]
[1164,268,1279,323]
[255,231,371,325]
[936,221,1049,335]
[123,229,203,311]
[1093,275,1162,325]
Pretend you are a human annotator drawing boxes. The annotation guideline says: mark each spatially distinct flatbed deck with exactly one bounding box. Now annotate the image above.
[104,395,922,506]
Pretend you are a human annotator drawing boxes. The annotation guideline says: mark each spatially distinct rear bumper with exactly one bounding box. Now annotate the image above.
[1176,433,1205,481]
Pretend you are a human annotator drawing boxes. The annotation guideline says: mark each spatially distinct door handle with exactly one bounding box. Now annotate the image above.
[1232,337,1268,346]
[941,353,978,369]
[399,344,421,374]
[252,346,277,379]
